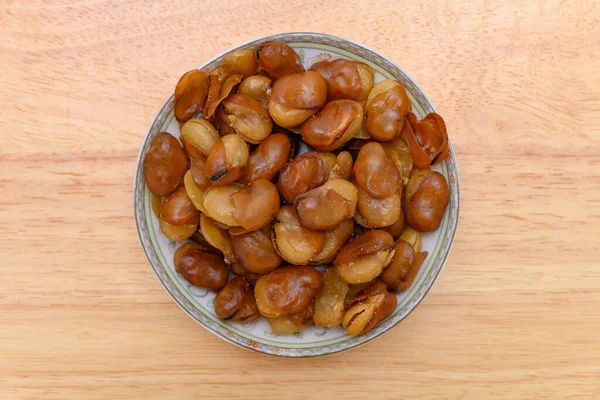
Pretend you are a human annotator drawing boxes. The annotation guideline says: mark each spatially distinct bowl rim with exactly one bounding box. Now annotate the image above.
[134,31,460,357]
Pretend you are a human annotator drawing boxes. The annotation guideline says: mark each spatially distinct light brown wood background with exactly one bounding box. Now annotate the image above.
[1,0,599,398]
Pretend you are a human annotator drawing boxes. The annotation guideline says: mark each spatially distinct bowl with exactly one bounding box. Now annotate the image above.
[134,32,459,357]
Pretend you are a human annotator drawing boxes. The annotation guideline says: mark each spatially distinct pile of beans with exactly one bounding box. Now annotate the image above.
[143,42,450,335]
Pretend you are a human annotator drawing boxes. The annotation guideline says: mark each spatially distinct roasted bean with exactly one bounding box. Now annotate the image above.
[200,214,238,264]
[294,179,358,230]
[174,69,210,123]
[174,246,228,291]
[203,73,243,120]
[405,169,449,232]
[221,49,259,79]
[257,42,304,79]
[230,179,280,233]
[334,230,395,284]
[310,58,374,102]
[342,281,397,335]
[254,265,322,317]
[161,187,200,226]
[381,237,428,292]
[180,118,219,158]
[313,268,348,327]
[222,94,273,144]
[239,133,291,184]
[272,205,325,265]
[238,75,272,109]
[365,79,412,142]
[214,277,260,322]
[143,132,188,196]
[204,134,249,186]
[231,225,283,274]
[269,71,328,128]
[300,100,363,150]
[355,187,402,228]
[353,142,401,198]
[202,184,244,227]
[277,152,327,203]
[403,112,449,168]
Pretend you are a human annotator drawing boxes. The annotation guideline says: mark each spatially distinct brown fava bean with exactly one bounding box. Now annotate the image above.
[269,71,328,128]
[355,188,402,228]
[353,142,401,198]
[270,71,327,110]
[180,118,219,158]
[268,303,315,334]
[403,112,449,168]
[160,187,199,226]
[254,265,322,317]
[204,134,249,186]
[203,73,243,120]
[202,184,243,227]
[277,152,327,203]
[294,179,358,230]
[239,133,291,184]
[238,75,272,109]
[200,214,237,264]
[230,179,280,232]
[221,49,258,79]
[222,94,273,144]
[174,247,228,291]
[365,80,412,142]
[231,225,283,274]
[300,100,363,151]
[335,230,394,265]
[272,205,325,265]
[342,281,397,335]
[159,214,198,241]
[143,132,189,196]
[230,262,263,286]
[310,219,354,265]
[313,268,348,327]
[381,138,413,185]
[257,42,304,79]
[214,277,260,322]
[334,230,395,284]
[381,239,428,292]
[174,69,210,123]
[405,169,449,232]
[310,59,374,102]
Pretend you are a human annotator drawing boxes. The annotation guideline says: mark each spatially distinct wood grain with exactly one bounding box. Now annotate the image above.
[1,0,599,398]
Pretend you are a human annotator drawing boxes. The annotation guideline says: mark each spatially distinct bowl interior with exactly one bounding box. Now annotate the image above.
[134,33,459,357]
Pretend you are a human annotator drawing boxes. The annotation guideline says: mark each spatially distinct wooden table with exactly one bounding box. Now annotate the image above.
[2,0,599,398]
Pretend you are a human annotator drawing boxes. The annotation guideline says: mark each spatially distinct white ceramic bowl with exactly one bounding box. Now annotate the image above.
[134,32,459,357]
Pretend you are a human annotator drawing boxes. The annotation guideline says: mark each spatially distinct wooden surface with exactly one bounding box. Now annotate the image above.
[1,0,599,398]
